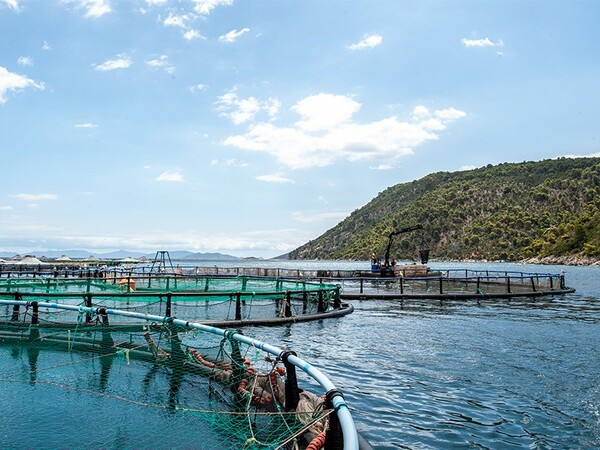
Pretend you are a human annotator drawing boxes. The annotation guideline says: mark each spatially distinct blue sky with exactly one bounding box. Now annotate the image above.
[1,0,599,258]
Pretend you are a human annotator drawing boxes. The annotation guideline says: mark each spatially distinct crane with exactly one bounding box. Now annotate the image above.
[372,224,427,277]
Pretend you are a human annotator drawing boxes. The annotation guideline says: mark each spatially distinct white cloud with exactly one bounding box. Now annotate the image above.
[13,193,57,201]
[223,94,466,169]
[146,55,168,67]
[292,211,349,223]
[370,163,394,171]
[212,158,248,167]
[145,0,167,5]
[192,0,233,15]
[75,122,98,128]
[156,171,184,182]
[412,106,467,132]
[462,37,503,48]
[2,0,19,11]
[348,34,382,50]
[14,227,306,256]
[0,66,45,104]
[219,28,250,43]
[458,165,477,171]
[216,91,262,124]
[293,93,360,131]
[183,29,205,41]
[62,0,112,18]
[42,41,51,51]
[264,97,281,120]
[190,83,208,93]
[146,55,175,74]
[256,174,294,183]
[163,13,190,28]
[0,205,13,211]
[412,105,430,119]
[434,107,466,120]
[93,54,132,71]
[17,56,32,66]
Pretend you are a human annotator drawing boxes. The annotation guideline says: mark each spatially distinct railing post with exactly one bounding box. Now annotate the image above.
[85,293,93,323]
[400,277,404,295]
[439,276,443,295]
[318,290,325,313]
[235,292,242,321]
[281,351,300,412]
[284,291,292,317]
[31,301,39,325]
[530,276,536,292]
[11,293,21,321]
[549,276,554,290]
[507,276,511,294]
[333,286,341,309]
[98,307,109,326]
[360,278,364,294]
[166,293,172,317]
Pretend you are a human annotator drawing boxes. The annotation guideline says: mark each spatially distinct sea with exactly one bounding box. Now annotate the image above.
[1,260,599,449]
[227,260,600,449]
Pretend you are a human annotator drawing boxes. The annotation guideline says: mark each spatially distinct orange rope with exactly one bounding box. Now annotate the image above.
[306,431,327,450]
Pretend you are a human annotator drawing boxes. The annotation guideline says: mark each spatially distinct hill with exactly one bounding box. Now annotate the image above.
[288,158,600,263]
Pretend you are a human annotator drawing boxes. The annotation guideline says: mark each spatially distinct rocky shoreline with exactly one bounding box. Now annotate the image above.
[433,254,600,266]
[519,255,600,266]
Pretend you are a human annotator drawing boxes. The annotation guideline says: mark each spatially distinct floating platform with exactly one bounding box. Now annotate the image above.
[0,265,576,302]
[0,274,352,327]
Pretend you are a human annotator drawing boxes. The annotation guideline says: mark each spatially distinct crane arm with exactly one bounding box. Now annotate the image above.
[383,224,423,266]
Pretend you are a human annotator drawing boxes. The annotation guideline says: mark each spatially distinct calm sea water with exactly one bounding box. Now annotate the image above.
[240,260,600,449]
[1,260,599,449]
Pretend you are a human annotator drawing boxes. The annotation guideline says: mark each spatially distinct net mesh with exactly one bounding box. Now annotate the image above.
[0,305,332,449]
[0,276,343,324]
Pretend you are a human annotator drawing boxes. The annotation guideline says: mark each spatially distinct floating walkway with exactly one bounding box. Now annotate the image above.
[0,274,353,327]
[116,267,573,301]
[333,269,575,301]
[0,265,575,302]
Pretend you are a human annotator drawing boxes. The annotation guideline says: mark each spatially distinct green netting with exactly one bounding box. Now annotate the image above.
[0,308,333,449]
[0,276,345,324]
[0,275,337,295]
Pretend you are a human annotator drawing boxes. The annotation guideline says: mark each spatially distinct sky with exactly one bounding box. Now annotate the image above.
[1,0,599,258]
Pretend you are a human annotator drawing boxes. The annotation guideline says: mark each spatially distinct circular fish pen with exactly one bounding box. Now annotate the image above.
[0,273,353,327]
[331,269,575,301]
[0,300,361,449]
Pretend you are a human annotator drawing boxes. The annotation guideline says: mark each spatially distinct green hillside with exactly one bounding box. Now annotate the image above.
[289,158,600,262]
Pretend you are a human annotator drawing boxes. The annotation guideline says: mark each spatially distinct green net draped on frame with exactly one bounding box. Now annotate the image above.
[0,275,345,325]
[0,305,334,449]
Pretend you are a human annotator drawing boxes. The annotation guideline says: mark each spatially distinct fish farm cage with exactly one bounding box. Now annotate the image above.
[333,268,575,300]
[109,265,574,301]
[0,300,361,449]
[0,272,352,327]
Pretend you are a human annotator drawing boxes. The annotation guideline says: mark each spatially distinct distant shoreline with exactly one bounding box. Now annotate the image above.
[519,255,600,266]
[433,255,600,267]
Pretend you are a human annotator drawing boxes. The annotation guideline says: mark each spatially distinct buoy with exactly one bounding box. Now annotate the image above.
[118,278,136,291]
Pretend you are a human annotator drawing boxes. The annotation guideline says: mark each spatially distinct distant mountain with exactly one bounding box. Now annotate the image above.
[289,157,600,262]
[0,249,241,261]
[97,249,149,259]
[179,252,240,261]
